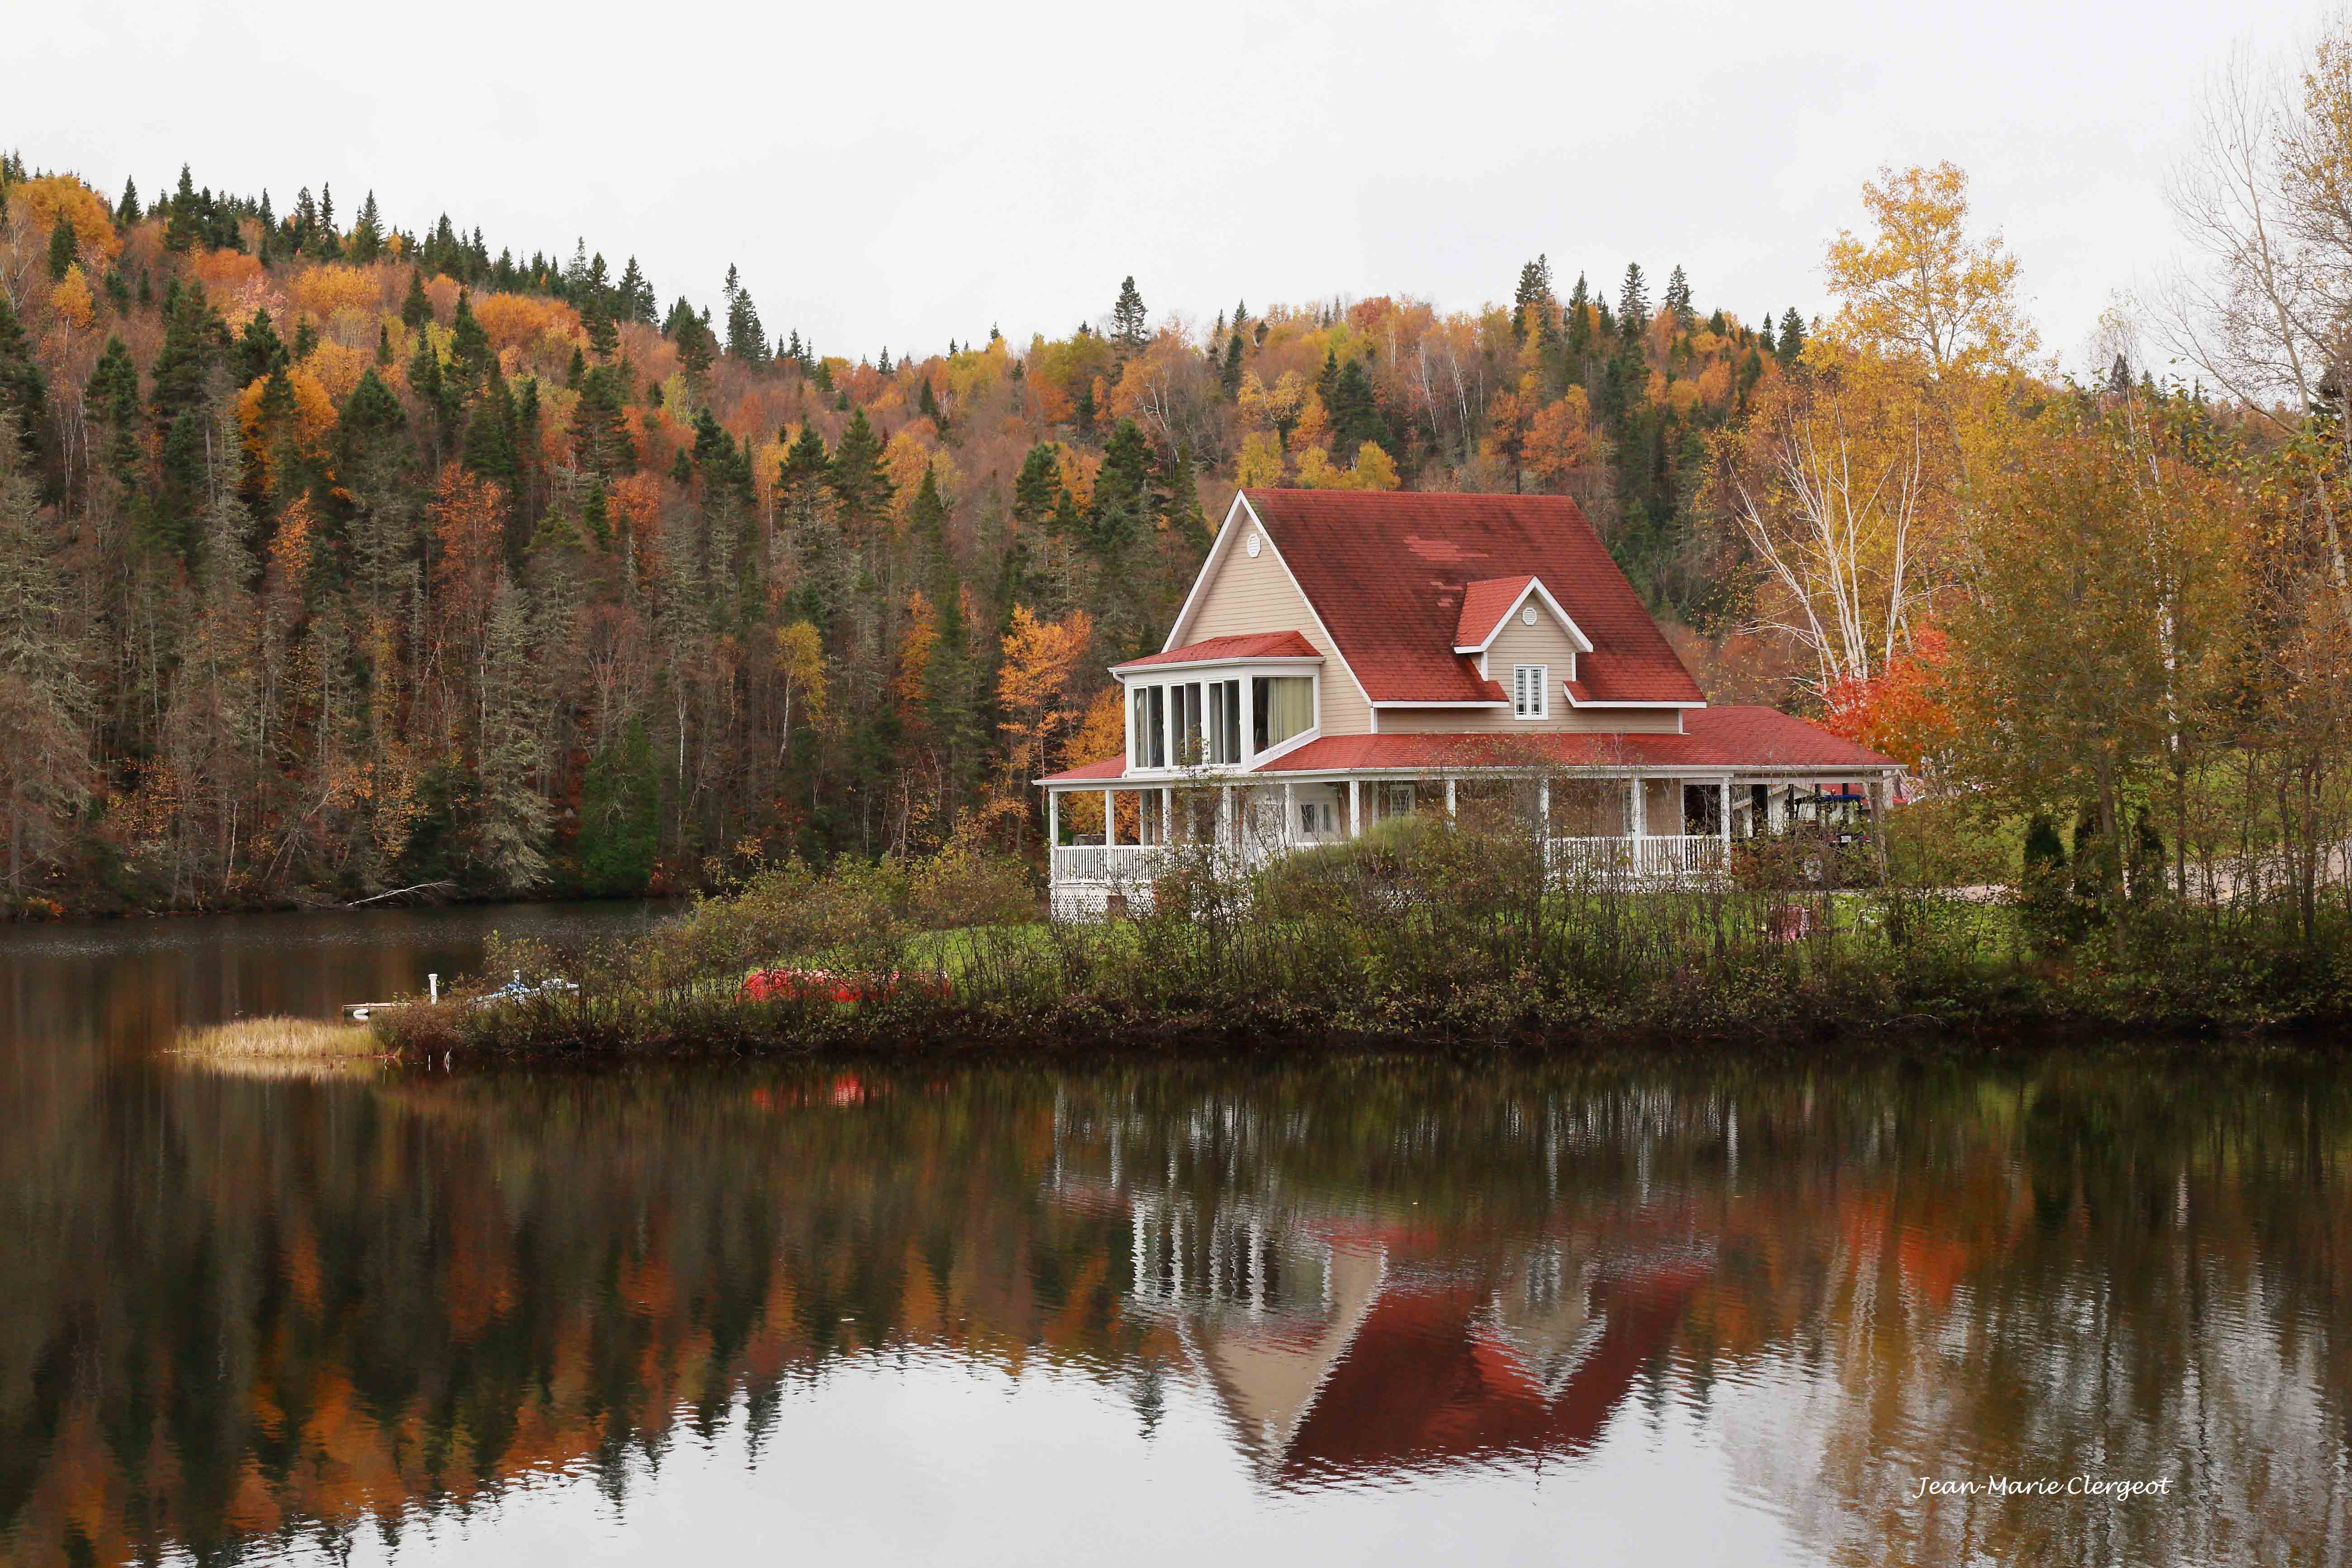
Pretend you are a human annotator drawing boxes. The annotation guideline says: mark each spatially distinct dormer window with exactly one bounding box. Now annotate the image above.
[1512,664,1549,720]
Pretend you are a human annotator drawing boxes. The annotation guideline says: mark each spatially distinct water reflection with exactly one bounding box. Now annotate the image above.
[1,916,2349,1565]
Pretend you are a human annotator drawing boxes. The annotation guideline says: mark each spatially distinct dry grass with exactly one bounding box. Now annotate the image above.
[177,1016,383,1060]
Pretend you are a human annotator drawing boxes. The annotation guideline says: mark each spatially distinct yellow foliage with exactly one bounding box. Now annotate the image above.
[1293,445,1342,489]
[48,265,93,329]
[884,431,955,525]
[305,339,369,402]
[1350,442,1400,491]
[1236,430,1285,487]
[1667,378,1701,416]
[1695,360,1732,409]
[1823,162,2035,377]
[1644,370,1667,406]
[946,337,1011,404]
[17,176,119,259]
[290,264,381,321]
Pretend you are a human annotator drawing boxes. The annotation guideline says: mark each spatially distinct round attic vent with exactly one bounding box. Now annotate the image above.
[1522,603,1539,626]
[1245,531,1262,557]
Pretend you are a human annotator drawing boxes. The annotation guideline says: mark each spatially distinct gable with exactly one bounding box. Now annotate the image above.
[1174,503,1373,736]
[1237,489,1706,707]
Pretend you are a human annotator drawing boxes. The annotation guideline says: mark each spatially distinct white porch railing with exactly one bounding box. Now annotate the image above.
[1548,834,1726,879]
[1051,834,1728,885]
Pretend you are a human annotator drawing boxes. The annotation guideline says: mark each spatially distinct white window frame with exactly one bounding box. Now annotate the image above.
[1512,663,1549,720]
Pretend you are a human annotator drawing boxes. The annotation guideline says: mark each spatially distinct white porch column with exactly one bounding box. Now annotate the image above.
[1538,777,1551,835]
[1720,778,1733,850]
[1629,775,1646,837]
[1220,785,1234,849]
[1348,778,1361,838]
[1445,777,1458,819]
[1104,789,1117,846]
[1163,785,1174,845]
[1047,789,1059,848]
[1282,780,1296,846]
[1768,783,1787,834]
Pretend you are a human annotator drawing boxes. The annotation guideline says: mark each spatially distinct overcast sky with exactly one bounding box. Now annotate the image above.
[15,0,2321,372]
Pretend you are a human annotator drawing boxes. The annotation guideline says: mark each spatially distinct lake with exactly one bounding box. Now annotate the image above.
[1,904,2346,1566]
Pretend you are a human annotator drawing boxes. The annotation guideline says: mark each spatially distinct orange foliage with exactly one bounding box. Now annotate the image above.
[429,466,507,628]
[16,175,120,259]
[1522,390,1593,487]
[473,293,581,355]
[192,248,265,299]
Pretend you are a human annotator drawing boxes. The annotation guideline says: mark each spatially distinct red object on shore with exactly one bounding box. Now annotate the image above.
[736,968,949,1003]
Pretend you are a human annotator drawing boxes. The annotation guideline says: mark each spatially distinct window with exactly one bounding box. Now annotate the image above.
[1512,664,1549,720]
[1131,686,1149,767]
[1254,676,1314,752]
[1300,801,1333,836]
[1176,682,1203,763]
[1207,679,1240,764]
[1381,782,1416,820]
[1147,685,1166,767]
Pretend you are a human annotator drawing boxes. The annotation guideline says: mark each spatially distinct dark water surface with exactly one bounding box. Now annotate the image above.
[3,907,2349,1566]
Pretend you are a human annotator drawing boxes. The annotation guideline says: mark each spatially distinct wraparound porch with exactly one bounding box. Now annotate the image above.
[1042,769,1894,918]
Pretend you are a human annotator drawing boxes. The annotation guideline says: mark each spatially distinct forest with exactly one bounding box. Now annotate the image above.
[0,21,2348,922]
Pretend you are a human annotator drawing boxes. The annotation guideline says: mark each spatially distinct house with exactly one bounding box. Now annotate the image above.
[1038,488,1900,916]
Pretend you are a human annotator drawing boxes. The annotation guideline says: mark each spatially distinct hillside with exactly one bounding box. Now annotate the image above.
[0,155,1800,912]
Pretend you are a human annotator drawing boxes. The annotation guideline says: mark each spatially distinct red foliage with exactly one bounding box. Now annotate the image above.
[1822,628,1954,772]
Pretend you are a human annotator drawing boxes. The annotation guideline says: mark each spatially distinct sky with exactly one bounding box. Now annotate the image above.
[12,0,2325,374]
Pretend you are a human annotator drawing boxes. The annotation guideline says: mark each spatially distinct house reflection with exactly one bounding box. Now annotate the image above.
[1107,1181,1709,1484]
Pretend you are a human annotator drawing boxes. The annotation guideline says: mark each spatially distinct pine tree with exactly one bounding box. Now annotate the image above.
[1111,276,1149,352]
[236,309,287,386]
[85,336,141,485]
[0,293,46,465]
[827,407,893,534]
[1221,332,1244,398]
[1663,265,1693,331]
[617,257,656,324]
[1757,311,1776,356]
[1777,307,1806,363]
[724,266,768,366]
[163,165,201,253]
[45,220,76,283]
[475,569,549,892]
[401,271,432,331]
[1512,255,1554,344]
[348,191,385,262]
[116,176,140,226]
[1617,263,1649,333]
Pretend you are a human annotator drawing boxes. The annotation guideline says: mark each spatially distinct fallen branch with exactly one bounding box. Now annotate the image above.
[344,881,460,908]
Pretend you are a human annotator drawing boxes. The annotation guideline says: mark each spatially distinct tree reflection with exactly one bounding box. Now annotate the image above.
[0,1053,2347,1565]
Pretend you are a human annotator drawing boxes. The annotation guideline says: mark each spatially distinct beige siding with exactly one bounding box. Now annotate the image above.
[1182,528,1373,736]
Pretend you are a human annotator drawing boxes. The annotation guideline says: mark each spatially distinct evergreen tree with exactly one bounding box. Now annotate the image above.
[723,264,769,366]
[116,176,140,226]
[1221,332,1244,398]
[401,270,433,330]
[163,165,201,253]
[577,717,658,893]
[1777,307,1806,363]
[45,220,76,283]
[1663,265,1693,330]
[0,292,47,466]
[1757,311,1776,357]
[1111,276,1149,352]
[1617,263,1650,333]
[1512,255,1554,345]
[347,191,385,262]
[85,336,141,485]
[826,407,893,534]
[616,257,656,324]
[1330,358,1383,453]
[235,309,287,386]
[475,570,549,893]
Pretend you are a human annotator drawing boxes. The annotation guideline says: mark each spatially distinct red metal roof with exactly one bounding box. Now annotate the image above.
[1112,631,1320,670]
[1452,576,1537,650]
[1037,707,1897,783]
[1237,489,1705,706]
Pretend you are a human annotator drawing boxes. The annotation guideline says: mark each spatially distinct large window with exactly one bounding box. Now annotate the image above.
[1253,676,1314,752]
[1512,664,1549,720]
[1206,679,1240,764]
